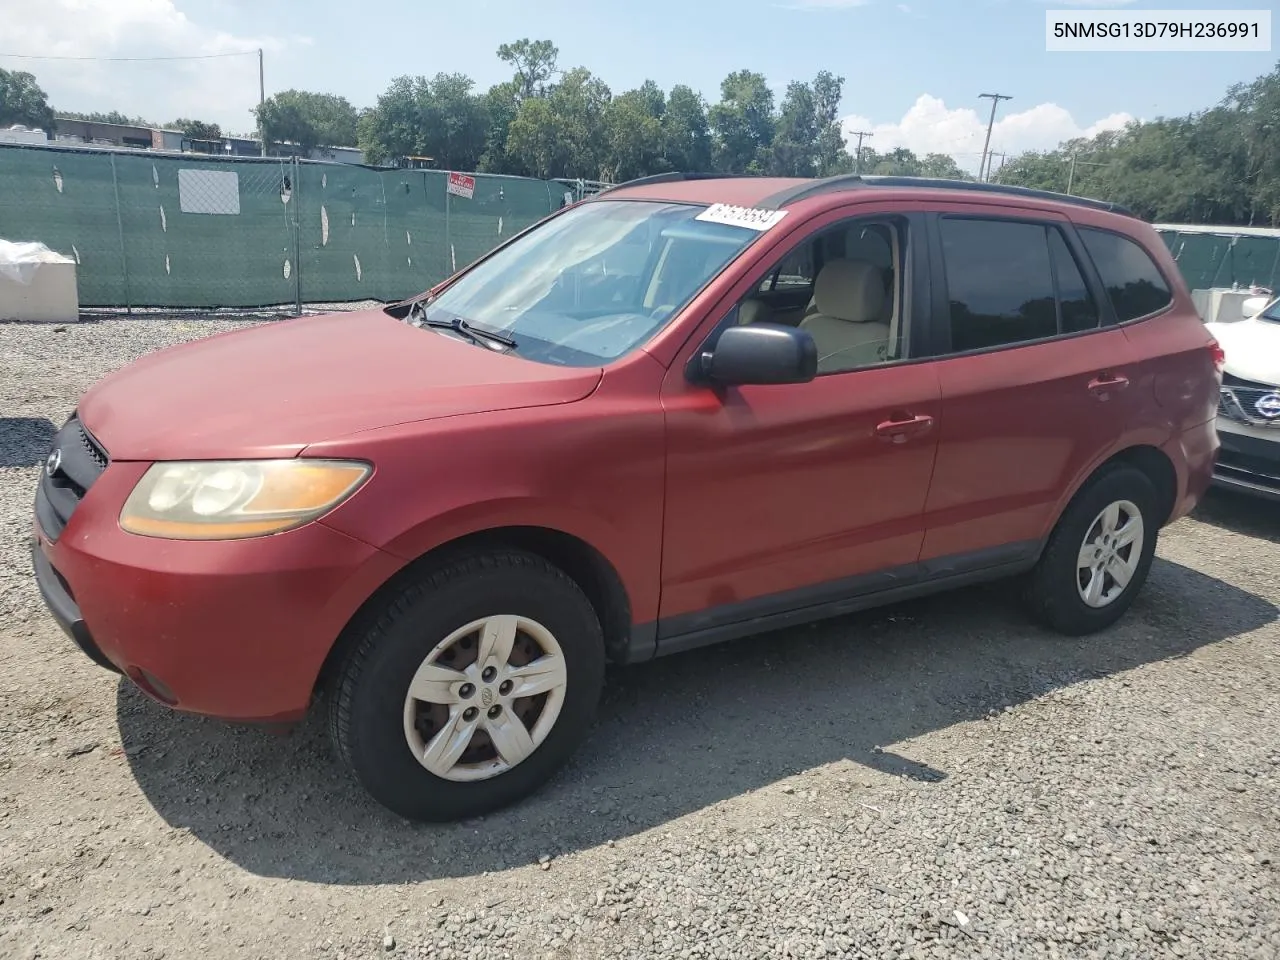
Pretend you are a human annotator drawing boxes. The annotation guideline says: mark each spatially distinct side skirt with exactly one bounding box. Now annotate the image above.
[616,540,1043,663]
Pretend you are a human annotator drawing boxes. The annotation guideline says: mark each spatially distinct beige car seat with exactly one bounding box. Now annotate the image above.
[798,260,892,373]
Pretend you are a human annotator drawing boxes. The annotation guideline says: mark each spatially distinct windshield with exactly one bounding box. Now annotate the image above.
[1262,298,1280,323]
[416,199,762,366]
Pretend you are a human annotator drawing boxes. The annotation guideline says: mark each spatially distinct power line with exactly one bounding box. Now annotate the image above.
[0,50,258,62]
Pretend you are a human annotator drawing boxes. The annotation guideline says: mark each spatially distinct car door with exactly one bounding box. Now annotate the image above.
[917,207,1144,569]
[656,210,942,649]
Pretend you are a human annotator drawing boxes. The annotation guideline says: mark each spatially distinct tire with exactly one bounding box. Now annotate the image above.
[1022,465,1160,636]
[328,550,605,822]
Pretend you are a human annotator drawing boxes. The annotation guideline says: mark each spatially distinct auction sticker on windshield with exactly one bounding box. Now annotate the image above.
[695,203,789,232]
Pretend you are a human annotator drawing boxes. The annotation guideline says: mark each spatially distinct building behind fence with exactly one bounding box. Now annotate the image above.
[0,142,573,311]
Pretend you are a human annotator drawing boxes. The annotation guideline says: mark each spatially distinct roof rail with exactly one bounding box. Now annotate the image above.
[758,174,1138,218]
[590,171,756,199]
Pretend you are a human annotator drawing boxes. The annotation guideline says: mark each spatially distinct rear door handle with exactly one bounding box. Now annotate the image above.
[1088,373,1130,399]
[876,414,935,444]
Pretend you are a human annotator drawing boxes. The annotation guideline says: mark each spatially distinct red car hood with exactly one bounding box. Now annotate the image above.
[78,309,602,461]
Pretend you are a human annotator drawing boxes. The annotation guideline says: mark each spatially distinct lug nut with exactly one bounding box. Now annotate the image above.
[499,680,514,696]
[482,666,498,683]
[488,705,503,719]
[459,683,475,699]
[463,707,479,722]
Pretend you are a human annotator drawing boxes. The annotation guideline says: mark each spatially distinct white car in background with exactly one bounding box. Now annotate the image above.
[1207,294,1280,500]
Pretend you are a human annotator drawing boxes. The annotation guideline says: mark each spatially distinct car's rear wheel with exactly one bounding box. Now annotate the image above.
[1023,465,1159,635]
[328,550,605,822]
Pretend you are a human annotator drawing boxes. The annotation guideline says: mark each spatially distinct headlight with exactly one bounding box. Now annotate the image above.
[119,460,371,540]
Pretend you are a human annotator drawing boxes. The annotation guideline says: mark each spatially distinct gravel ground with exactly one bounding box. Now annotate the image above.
[1,315,1279,960]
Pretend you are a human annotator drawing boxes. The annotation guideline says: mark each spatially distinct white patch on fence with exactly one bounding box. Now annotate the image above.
[353,254,362,281]
[407,257,412,266]
[451,245,456,272]
[178,169,240,215]
[322,173,327,189]
[152,165,159,188]
[164,254,171,275]
[351,212,356,227]
[284,259,292,280]
[321,206,329,246]
[497,217,503,235]
[159,206,167,233]
[406,230,412,246]
[52,168,63,193]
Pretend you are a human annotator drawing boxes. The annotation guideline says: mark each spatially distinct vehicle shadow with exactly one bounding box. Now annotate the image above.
[118,556,1275,885]
[0,416,55,468]
[1191,487,1280,543]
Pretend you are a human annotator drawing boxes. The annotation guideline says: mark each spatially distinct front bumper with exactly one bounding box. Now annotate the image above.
[31,460,403,722]
[1212,419,1280,501]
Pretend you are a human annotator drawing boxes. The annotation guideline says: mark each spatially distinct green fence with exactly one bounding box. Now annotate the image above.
[0,143,567,309]
[1157,227,1280,293]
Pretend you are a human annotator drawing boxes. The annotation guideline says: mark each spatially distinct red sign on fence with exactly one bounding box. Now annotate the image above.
[447,172,476,200]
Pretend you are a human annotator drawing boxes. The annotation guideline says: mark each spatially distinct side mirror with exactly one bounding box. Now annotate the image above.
[695,323,818,386]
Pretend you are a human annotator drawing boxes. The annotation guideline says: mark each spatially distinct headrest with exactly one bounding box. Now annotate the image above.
[813,259,885,323]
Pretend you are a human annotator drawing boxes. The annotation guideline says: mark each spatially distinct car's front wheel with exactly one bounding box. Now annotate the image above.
[328,550,605,822]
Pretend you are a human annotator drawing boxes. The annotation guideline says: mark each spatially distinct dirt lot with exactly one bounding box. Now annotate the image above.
[2,316,1278,960]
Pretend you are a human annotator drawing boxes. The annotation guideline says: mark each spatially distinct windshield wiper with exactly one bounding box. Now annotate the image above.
[410,303,517,350]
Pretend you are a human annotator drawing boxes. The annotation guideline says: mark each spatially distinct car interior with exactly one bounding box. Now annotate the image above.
[734,220,904,374]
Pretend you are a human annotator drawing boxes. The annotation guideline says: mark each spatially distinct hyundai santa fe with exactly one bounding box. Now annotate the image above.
[32,173,1221,821]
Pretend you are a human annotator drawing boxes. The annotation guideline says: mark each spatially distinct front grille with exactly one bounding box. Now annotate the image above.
[1219,372,1280,428]
[34,415,110,541]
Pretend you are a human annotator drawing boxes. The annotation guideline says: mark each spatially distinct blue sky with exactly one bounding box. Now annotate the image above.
[6,0,1276,173]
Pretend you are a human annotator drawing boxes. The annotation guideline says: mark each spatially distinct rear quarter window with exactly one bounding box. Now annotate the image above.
[1078,227,1173,323]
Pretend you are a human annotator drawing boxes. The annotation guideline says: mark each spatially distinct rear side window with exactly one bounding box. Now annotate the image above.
[1078,227,1173,322]
[1049,229,1100,334]
[941,218,1103,352]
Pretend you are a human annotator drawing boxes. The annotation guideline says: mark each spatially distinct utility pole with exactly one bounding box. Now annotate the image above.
[849,130,874,174]
[258,48,266,157]
[978,93,1012,182]
[1065,155,1107,195]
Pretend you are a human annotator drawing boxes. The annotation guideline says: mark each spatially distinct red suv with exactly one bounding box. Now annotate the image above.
[32,174,1220,821]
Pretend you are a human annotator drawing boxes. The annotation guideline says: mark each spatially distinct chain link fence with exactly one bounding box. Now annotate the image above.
[0,143,565,313]
[1157,226,1280,293]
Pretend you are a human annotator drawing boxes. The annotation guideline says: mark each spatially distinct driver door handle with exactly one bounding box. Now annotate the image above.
[1088,373,1130,400]
[876,413,935,444]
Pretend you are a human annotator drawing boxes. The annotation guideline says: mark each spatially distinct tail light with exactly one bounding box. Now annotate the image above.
[1209,339,1225,374]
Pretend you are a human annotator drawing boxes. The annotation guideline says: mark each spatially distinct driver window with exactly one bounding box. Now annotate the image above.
[735,218,907,375]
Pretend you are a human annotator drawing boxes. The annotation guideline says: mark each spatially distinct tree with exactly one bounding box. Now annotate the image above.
[497,39,559,101]
[170,118,222,141]
[256,90,359,154]
[504,97,571,179]
[663,85,712,172]
[603,84,667,182]
[708,70,775,174]
[0,69,54,131]
[359,74,490,170]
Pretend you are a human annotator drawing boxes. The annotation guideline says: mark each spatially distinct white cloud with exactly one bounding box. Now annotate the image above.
[841,95,1135,173]
[1,1,299,131]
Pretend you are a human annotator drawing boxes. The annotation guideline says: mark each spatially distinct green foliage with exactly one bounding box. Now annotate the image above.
[999,61,1280,226]
[58,110,156,127]
[170,118,222,141]
[0,69,54,131]
[256,90,359,155]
